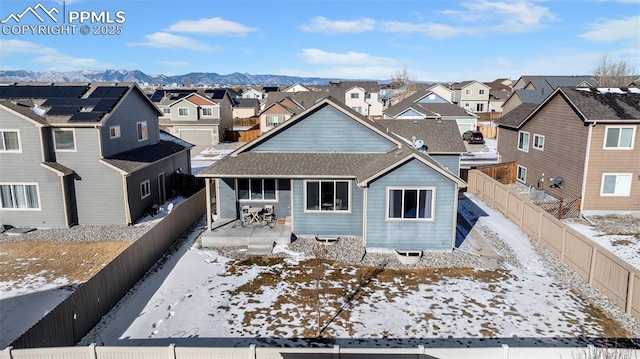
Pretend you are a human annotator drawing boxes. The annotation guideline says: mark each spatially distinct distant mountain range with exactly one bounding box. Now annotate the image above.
[0,69,350,86]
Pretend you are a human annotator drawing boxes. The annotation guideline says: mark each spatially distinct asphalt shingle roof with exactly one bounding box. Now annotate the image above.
[102,139,190,173]
[494,103,539,128]
[376,119,468,153]
[561,87,640,122]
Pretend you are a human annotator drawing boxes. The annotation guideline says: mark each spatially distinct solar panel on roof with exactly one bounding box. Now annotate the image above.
[93,98,118,112]
[104,86,128,98]
[42,98,99,107]
[46,106,81,115]
[87,87,110,98]
[68,111,105,122]
[150,91,164,102]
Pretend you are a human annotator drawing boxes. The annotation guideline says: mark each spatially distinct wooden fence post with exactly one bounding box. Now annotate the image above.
[589,248,598,285]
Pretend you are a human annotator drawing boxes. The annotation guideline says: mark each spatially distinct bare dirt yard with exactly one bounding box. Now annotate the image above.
[0,241,130,286]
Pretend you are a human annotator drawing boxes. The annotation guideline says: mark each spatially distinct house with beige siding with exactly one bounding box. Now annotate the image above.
[161,93,223,146]
[496,87,640,214]
[450,81,490,114]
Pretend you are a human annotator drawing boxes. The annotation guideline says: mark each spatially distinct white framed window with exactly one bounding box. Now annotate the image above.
[178,107,189,117]
[0,130,21,152]
[476,103,484,112]
[465,89,471,95]
[533,134,545,150]
[266,115,283,127]
[202,107,213,116]
[136,121,148,141]
[305,180,350,212]
[53,128,76,151]
[386,187,434,220]
[479,89,485,95]
[162,108,171,114]
[350,93,359,99]
[604,126,635,149]
[428,94,436,100]
[601,173,631,196]
[0,183,40,210]
[516,165,527,183]
[464,102,469,107]
[238,178,277,201]
[109,125,121,139]
[140,180,151,199]
[518,131,530,152]
[352,106,362,114]
[365,93,371,99]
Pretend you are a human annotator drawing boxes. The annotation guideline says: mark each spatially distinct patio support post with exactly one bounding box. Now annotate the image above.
[206,178,212,231]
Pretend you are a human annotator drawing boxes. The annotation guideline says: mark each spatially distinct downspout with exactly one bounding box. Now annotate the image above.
[362,185,367,248]
[452,183,460,250]
[580,122,595,214]
[122,174,132,225]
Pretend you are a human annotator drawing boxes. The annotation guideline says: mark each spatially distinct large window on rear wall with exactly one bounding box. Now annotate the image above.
[600,173,631,196]
[237,179,277,201]
[305,180,350,212]
[0,183,40,210]
[386,187,435,221]
[604,126,635,149]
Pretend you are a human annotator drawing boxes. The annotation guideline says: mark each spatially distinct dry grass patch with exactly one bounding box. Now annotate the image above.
[0,241,130,284]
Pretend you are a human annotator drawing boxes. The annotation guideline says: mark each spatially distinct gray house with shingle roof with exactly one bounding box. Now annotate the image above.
[198,97,467,251]
[0,83,192,227]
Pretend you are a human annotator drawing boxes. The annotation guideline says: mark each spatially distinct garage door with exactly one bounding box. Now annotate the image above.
[457,123,475,135]
[179,129,213,146]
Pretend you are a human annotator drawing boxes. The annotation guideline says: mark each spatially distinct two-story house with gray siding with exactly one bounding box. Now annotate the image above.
[0,83,192,228]
[496,87,640,214]
[197,97,467,252]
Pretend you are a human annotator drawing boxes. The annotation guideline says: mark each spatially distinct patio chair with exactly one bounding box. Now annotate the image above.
[263,205,275,225]
[241,205,251,226]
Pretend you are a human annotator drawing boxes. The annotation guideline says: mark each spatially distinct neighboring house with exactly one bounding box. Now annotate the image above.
[150,88,198,120]
[205,89,235,126]
[232,98,260,119]
[383,90,478,135]
[502,76,598,114]
[495,87,640,214]
[484,78,513,119]
[450,81,491,114]
[426,84,453,103]
[283,83,311,93]
[197,97,467,252]
[0,83,192,227]
[326,81,384,119]
[242,88,265,100]
[259,92,326,134]
[161,93,222,146]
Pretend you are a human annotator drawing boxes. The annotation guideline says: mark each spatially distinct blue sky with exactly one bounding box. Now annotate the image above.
[1,0,638,82]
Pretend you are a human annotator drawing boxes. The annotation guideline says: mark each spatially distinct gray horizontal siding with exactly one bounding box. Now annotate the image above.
[431,154,461,176]
[55,127,126,225]
[292,179,363,236]
[252,105,395,153]
[365,159,457,251]
[0,111,67,227]
[218,178,237,218]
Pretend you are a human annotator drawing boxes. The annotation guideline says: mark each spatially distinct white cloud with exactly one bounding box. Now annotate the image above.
[165,17,257,36]
[157,60,190,68]
[579,15,640,42]
[383,0,555,38]
[299,16,376,34]
[0,39,113,71]
[381,21,474,38]
[299,48,398,67]
[127,32,217,52]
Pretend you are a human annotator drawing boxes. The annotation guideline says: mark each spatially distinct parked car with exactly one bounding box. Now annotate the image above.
[467,130,484,144]
[462,130,474,141]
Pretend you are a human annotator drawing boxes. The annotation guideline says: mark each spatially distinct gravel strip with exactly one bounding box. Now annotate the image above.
[0,223,153,243]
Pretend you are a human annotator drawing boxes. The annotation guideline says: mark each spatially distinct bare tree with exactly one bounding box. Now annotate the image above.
[592,54,636,87]
[388,67,418,105]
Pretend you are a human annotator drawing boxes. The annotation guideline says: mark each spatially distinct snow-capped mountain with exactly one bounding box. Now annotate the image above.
[0,69,346,86]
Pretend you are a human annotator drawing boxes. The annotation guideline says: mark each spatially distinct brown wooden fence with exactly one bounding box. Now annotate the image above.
[478,123,498,139]
[468,170,640,322]
[478,162,517,184]
[10,189,207,349]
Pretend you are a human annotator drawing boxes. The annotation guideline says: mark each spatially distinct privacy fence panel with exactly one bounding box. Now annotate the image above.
[467,169,640,322]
